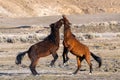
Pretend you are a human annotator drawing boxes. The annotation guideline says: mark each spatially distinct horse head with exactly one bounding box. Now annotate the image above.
[55,19,63,29]
[50,19,63,31]
[62,15,71,25]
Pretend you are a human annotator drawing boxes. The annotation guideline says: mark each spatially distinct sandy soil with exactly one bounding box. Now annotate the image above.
[0,15,120,80]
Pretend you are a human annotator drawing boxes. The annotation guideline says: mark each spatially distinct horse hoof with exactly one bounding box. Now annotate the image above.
[72,72,77,75]
[63,63,66,66]
[63,63,69,67]
[50,63,55,67]
[89,73,92,75]
[49,64,55,68]
[34,73,39,76]
[32,72,39,76]
[71,73,76,76]
[36,73,39,76]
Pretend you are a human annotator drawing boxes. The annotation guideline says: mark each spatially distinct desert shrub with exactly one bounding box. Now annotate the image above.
[20,36,29,43]
[74,21,120,33]
[109,21,118,26]
[0,36,3,43]
[83,34,93,39]
[33,33,41,41]
[7,37,16,43]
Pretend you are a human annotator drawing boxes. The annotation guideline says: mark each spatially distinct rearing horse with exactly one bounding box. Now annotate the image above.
[15,19,63,75]
[62,15,102,74]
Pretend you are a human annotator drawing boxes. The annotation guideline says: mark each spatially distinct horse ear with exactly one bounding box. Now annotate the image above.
[50,23,54,28]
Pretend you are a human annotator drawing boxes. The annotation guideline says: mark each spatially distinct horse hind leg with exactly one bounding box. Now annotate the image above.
[50,53,58,66]
[29,58,39,75]
[85,53,93,74]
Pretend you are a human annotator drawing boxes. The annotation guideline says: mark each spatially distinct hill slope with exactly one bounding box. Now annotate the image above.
[0,0,120,17]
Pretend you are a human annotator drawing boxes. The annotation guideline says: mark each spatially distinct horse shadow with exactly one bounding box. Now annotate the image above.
[0,72,29,76]
[0,26,31,29]
[0,71,72,76]
[16,26,31,28]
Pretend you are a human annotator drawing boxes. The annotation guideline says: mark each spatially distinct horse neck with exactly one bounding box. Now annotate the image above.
[64,25,72,38]
[51,29,60,45]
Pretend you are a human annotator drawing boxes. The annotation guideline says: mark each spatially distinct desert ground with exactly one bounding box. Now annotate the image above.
[0,14,120,80]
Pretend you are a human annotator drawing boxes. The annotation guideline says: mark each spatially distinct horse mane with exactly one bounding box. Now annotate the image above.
[43,24,59,44]
[62,15,73,37]
[44,33,56,43]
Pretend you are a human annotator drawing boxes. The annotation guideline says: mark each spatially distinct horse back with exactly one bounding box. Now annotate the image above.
[29,40,58,56]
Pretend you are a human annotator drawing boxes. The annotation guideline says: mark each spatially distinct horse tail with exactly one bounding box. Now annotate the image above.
[15,50,28,65]
[90,52,102,68]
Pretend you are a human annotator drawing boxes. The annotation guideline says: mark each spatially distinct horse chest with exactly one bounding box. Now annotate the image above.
[64,39,72,50]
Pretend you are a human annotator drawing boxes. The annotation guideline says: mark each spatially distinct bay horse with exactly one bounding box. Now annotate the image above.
[15,19,63,75]
[62,15,102,74]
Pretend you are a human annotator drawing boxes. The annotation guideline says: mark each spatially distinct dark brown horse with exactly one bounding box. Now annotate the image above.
[15,19,63,75]
[62,15,102,74]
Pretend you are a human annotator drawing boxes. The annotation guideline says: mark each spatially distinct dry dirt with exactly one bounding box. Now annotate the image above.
[0,14,120,80]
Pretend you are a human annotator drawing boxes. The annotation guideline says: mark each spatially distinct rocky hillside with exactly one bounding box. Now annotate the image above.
[0,0,120,17]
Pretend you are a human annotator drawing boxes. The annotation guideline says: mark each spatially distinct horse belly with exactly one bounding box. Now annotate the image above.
[38,51,50,57]
[70,46,85,57]
[70,50,84,57]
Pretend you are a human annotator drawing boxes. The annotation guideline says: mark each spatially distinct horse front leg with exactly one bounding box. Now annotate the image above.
[50,53,58,66]
[62,46,69,65]
[73,56,81,74]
